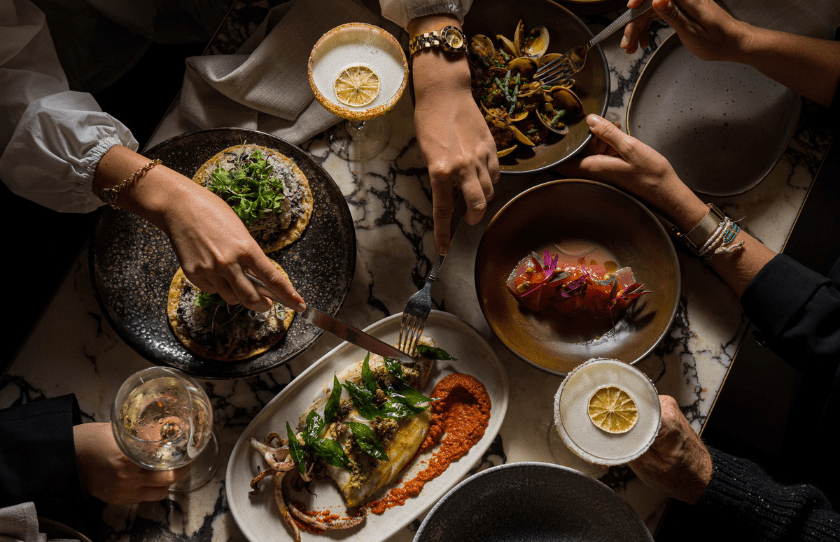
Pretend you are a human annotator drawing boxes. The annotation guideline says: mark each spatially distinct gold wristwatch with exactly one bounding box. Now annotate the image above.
[409,25,466,55]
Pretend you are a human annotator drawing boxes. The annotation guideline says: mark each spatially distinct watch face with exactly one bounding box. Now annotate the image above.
[442,28,465,51]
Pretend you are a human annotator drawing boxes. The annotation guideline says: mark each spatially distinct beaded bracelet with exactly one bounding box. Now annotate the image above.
[674,203,744,261]
[99,159,162,210]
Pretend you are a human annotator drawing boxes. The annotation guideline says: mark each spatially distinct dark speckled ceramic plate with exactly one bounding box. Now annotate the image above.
[89,129,356,379]
[627,32,801,196]
[415,462,654,541]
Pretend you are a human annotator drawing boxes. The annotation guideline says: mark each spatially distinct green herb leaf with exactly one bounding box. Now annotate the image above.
[361,353,378,395]
[286,422,306,475]
[303,410,325,446]
[416,344,457,361]
[347,422,388,461]
[310,437,351,469]
[380,399,426,418]
[194,291,226,308]
[207,149,285,226]
[324,375,342,424]
[341,381,382,420]
[383,357,405,381]
[386,381,432,409]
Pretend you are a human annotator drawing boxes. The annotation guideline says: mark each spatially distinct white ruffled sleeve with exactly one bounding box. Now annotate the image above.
[379,0,473,29]
[0,0,138,213]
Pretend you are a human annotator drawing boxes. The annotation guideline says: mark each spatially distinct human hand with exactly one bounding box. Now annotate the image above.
[557,114,707,232]
[74,423,190,504]
[622,0,751,62]
[93,145,306,313]
[158,176,306,313]
[410,18,499,254]
[629,395,712,504]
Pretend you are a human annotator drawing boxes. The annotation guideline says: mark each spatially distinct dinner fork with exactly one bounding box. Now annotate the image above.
[397,197,468,355]
[535,0,653,87]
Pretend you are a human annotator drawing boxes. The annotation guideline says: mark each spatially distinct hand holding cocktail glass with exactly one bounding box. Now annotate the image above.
[111,366,221,495]
[551,358,661,472]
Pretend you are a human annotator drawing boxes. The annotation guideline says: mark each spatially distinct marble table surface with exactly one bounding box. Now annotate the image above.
[0,1,834,541]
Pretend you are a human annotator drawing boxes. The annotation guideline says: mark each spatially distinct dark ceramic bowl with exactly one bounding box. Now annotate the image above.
[414,462,654,542]
[475,180,680,375]
[464,0,610,173]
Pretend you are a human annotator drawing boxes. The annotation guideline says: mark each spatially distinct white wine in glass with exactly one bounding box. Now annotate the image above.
[308,22,408,161]
[551,358,661,468]
[111,366,221,492]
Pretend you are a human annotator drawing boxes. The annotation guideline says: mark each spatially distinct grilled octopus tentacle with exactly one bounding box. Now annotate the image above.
[288,501,367,531]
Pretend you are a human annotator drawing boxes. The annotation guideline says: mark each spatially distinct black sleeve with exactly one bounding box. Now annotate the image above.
[0,395,87,507]
[740,254,840,382]
[698,446,840,541]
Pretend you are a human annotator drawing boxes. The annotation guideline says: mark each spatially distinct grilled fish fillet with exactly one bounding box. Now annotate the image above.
[301,337,436,507]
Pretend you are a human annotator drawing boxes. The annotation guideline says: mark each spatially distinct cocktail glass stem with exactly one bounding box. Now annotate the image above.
[327,115,391,162]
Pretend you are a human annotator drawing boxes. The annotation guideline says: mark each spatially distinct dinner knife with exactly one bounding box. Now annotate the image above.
[243,273,416,365]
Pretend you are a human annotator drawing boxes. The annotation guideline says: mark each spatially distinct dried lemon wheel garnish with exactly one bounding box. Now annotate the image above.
[587,385,638,434]
[334,65,380,107]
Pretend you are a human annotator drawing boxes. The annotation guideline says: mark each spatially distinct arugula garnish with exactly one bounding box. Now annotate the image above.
[208,149,285,226]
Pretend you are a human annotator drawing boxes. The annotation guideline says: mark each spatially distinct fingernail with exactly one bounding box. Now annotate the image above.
[586,114,601,127]
[620,35,628,48]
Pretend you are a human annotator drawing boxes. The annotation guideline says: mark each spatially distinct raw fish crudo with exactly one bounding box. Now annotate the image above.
[507,242,651,332]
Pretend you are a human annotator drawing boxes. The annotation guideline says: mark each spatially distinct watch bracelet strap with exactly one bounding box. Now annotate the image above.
[675,203,726,254]
[410,30,443,54]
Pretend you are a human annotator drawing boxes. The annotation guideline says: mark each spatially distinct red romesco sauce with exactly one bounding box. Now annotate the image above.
[367,373,491,514]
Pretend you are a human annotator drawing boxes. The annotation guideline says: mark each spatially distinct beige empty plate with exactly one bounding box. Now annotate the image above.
[626,32,801,197]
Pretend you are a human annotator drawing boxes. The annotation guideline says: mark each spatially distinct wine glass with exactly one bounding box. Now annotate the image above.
[111,366,221,492]
[548,358,661,475]
[308,22,409,162]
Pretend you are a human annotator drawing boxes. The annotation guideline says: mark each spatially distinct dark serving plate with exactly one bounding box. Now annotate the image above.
[464,0,610,174]
[90,128,356,379]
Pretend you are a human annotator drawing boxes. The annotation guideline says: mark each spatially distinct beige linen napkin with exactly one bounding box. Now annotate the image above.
[180,0,400,145]
[0,502,76,542]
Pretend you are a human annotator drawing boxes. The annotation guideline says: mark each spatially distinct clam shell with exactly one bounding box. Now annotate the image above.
[496,34,518,57]
[512,20,526,57]
[548,87,584,119]
[521,25,549,59]
[497,145,518,157]
[506,57,539,78]
[470,35,495,59]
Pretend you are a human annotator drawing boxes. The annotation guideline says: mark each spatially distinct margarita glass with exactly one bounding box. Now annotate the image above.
[551,358,661,469]
[308,23,409,161]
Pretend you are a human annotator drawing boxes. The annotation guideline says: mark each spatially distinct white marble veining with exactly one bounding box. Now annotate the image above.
[1,9,834,542]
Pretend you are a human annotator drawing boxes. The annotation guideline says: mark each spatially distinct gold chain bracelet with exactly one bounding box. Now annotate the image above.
[99,159,162,210]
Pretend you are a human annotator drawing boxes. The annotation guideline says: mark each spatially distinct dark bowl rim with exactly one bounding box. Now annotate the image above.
[414,461,654,541]
[474,179,681,376]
